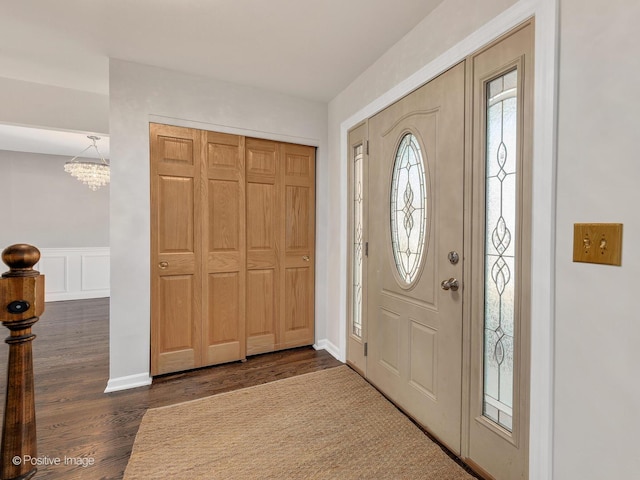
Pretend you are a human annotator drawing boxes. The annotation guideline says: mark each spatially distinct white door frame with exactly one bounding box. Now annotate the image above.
[338,0,558,478]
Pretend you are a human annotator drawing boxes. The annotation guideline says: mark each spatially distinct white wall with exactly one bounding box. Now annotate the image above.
[0,77,108,134]
[107,59,328,390]
[0,150,109,248]
[554,0,640,478]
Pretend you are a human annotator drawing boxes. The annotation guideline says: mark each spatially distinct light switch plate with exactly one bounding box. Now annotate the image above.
[573,223,623,266]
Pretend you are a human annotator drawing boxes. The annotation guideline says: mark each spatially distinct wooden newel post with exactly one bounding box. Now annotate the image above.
[0,245,45,480]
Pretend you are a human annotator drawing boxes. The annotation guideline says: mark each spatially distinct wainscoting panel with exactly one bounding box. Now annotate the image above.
[36,247,110,301]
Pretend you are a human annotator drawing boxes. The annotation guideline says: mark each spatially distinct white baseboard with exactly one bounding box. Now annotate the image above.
[36,247,110,302]
[313,338,342,361]
[106,342,340,393]
[104,373,152,393]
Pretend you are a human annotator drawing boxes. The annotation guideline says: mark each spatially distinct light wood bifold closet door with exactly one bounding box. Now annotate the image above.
[202,131,246,367]
[151,123,315,376]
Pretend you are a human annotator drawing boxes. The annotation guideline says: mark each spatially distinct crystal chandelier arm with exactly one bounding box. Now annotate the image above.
[67,136,108,165]
[67,145,95,163]
[91,144,108,165]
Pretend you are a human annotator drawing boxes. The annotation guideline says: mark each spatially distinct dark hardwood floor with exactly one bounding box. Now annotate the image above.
[0,298,343,479]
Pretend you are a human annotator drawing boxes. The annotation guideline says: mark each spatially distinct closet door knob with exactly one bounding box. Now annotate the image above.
[302,255,310,262]
[159,261,169,269]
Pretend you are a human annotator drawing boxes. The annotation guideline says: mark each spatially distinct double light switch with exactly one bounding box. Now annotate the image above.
[573,223,623,266]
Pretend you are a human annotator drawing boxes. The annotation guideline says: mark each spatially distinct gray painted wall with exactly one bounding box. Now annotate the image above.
[0,150,109,248]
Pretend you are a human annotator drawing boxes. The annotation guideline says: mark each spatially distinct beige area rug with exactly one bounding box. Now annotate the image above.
[124,366,475,479]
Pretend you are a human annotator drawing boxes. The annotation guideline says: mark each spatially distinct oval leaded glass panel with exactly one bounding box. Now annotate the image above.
[390,133,427,286]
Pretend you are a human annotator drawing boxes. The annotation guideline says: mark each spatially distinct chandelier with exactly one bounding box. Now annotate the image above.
[64,135,110,191]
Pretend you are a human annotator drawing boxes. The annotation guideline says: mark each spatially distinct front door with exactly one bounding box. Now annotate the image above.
[366,62,465,451]
[347,21,533,480]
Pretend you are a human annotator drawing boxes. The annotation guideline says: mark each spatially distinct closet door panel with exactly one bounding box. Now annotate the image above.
[281,143,315,348]
[246,138,280,355]
[157,275,197,372]
[246,269,276,353]
[206,272,241,363]
[203,131,245,365]
[209,180,240,250]
[151,123,202,375]
[158,176,194,255]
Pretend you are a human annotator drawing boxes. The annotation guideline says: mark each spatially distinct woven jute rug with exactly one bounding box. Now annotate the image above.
[124,366,474,479]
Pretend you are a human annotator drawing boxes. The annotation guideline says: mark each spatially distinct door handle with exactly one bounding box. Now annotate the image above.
[159,261,169,269]
[441,278,459,292]
[302,255,310,262]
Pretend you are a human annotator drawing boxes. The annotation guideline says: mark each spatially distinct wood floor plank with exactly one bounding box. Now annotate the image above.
[0,298,342,479]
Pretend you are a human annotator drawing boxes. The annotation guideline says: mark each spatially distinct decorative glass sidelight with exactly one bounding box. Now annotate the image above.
[390,133,427,286]
[352,144,364,338]
[483,69,518,432]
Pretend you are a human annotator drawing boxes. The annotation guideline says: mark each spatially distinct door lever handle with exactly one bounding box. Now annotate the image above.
[441,278,459,292]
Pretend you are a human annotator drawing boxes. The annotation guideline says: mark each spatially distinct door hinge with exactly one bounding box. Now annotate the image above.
[365,241,369,257]
[365,139,369,155]
[364,342,368,357]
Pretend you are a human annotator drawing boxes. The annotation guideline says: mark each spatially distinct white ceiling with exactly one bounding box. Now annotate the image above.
[0,0,444,157]
[0,0,444,101]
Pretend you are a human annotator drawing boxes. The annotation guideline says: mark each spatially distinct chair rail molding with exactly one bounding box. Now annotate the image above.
[36,247,110,301]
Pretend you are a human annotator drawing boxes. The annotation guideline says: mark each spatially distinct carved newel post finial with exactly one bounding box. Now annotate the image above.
[1,245,40,278]
[0,244,45,480]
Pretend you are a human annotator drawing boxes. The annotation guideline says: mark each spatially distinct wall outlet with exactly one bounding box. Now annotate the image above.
[573,223,623,266]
